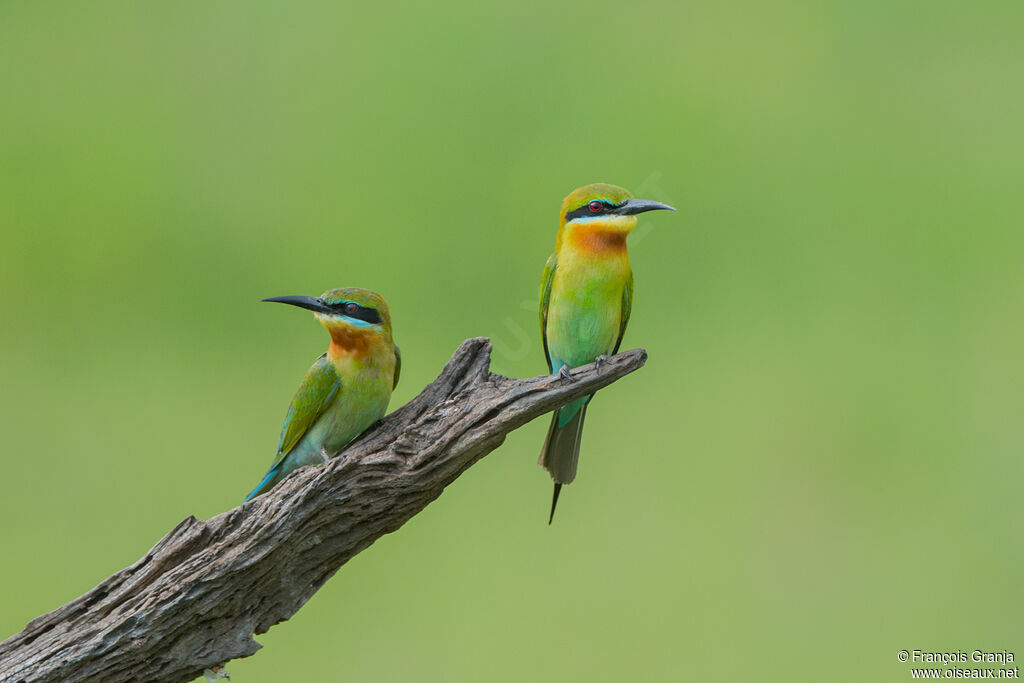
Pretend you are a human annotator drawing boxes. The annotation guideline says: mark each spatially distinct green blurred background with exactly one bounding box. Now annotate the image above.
[2,1,1022,681]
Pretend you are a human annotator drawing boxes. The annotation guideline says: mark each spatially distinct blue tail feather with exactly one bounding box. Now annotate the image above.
[244,465,280,502]
[556,395,589,427]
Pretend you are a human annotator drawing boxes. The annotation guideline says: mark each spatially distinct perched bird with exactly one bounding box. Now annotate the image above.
[539,183,675,522]
[244,287,400,501]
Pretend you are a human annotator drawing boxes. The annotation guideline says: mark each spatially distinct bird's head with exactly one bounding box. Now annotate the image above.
[262,287,393,357]
[557,183,675,250]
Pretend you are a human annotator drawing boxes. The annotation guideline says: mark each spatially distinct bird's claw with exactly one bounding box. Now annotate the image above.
[203,665,230,681]
[558,365,576,382]
[594,354,609,373]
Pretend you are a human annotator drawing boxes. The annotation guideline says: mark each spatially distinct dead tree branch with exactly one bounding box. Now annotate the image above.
[0,338,647,683]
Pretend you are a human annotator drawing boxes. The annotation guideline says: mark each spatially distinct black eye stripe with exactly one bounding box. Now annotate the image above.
[330,302,382,324]
[563,201,622,222]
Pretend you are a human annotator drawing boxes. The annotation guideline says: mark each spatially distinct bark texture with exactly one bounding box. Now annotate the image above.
[0,338,647,683]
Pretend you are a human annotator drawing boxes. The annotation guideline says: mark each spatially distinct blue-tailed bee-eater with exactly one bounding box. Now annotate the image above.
[539,183,675,522]
[244,287,400,501]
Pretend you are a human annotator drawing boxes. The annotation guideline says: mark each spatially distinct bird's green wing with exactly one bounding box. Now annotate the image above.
[612,270,633,355]
[540,251,557,372]
[393,345,402,389]
[271,354,341,466]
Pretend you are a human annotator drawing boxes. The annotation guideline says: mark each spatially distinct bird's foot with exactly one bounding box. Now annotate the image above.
[594,354,610,373]
[319,448,330,465]
[558,365,576,382]
[203,665,230,681]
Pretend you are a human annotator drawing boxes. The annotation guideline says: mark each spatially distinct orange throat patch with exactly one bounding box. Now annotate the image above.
[326,324,380,359]
[567,224,628,253]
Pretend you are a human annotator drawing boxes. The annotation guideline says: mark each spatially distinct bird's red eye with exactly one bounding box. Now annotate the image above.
[344,303,358,314]
[588,201,603,213]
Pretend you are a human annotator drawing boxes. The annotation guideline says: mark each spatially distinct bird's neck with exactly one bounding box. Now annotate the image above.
[558,221,630,256]
[326,326,388,363]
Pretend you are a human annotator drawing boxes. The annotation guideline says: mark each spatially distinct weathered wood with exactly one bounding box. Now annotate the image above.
[0,338,646,683]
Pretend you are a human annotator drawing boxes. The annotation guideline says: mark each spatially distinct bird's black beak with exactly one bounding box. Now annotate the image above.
[262,295,334,314]
[614,198,677,215]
